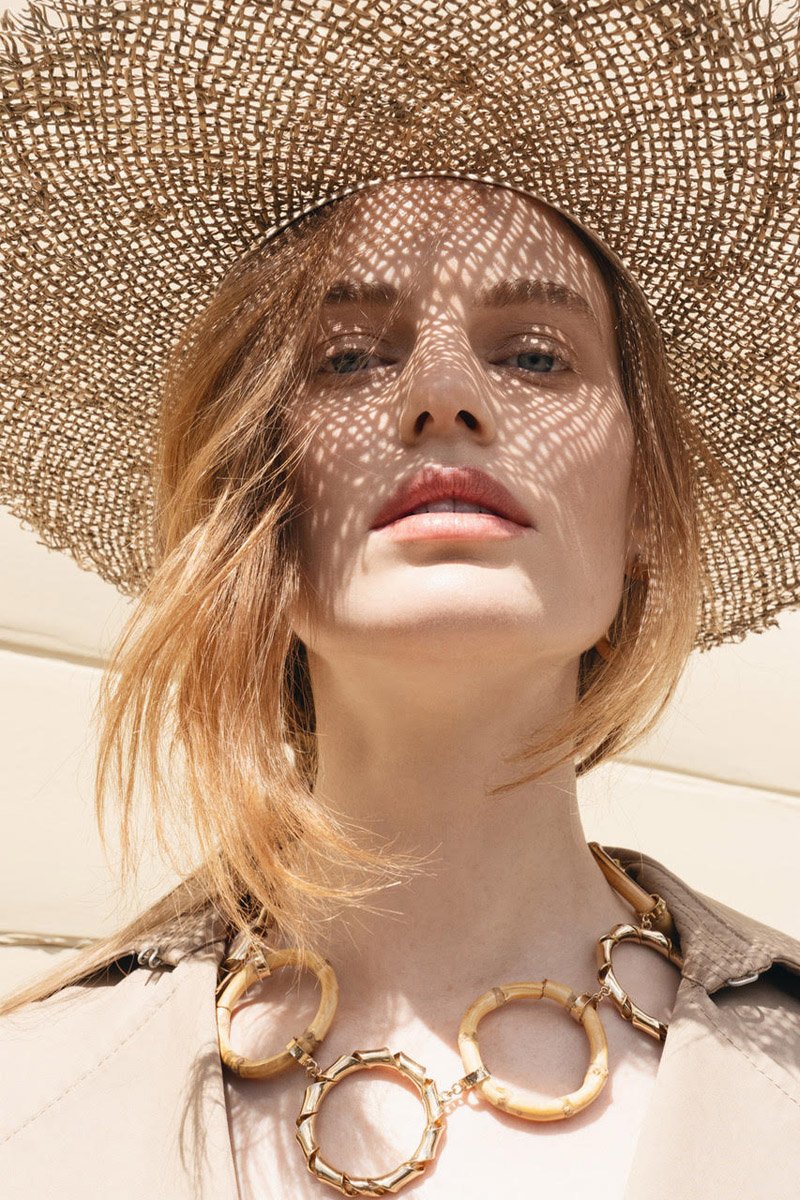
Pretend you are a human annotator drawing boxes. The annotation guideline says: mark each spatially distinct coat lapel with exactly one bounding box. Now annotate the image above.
[608,848,800,1200]
[0,943,240,1200]
[624,972,800,1200]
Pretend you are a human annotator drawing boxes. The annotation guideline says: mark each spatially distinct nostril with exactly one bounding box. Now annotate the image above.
[411,410,478,434]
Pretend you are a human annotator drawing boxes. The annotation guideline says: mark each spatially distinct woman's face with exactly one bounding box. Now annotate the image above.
[288,178,637,669]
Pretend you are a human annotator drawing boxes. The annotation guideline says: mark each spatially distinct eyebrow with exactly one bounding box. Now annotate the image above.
[322,276,603,333]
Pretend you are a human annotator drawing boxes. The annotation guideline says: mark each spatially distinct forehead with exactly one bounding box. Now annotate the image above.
[326,177,613,324]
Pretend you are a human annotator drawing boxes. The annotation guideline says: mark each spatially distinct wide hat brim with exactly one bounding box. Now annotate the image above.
[0,0,798,649]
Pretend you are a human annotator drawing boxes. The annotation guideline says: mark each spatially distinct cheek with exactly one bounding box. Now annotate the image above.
[574,398,633,515]
[522,379,633,507]
[528,386,635,589]
[288,401,372,580]
[291,383,393,518]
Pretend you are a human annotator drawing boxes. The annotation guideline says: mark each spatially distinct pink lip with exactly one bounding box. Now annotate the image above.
[376,510,526,542]
[370,465,534,536]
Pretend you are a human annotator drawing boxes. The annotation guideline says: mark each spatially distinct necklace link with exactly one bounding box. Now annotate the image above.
[573,983,612,1015]
[287,1037,323,1079]
[438,1066,490,1107]
[638,895,667,931]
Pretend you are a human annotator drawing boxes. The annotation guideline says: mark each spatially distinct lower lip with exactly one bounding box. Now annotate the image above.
[372,512,530,541]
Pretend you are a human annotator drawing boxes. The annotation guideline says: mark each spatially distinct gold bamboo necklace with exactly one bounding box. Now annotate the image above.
[215,842,682,1196]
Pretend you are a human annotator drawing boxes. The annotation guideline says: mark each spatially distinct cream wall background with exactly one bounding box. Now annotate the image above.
[2,503,799,997]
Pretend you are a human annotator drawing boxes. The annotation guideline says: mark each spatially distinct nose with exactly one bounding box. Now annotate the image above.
[397,325,497,447]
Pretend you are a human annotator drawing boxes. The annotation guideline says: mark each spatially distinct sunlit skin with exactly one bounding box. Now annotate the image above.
[225,179,680,1195]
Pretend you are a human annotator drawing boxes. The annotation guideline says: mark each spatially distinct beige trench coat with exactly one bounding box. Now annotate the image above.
[2,846,799,1199]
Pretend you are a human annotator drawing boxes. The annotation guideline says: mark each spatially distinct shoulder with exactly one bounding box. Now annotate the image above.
[0,905,229,1144]
[605,844,800,1131]
[608,850,800,1195]
[0,907,238,1199]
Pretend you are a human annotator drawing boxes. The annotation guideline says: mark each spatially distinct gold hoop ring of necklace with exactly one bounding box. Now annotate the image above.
[215,842,682,1196]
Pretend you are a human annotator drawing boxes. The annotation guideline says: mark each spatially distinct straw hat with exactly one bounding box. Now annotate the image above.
[0,0,797,649]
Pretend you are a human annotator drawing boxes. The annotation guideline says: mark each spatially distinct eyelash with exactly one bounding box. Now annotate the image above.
[317,336,573,379]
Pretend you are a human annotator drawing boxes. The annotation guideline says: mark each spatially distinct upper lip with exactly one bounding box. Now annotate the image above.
[370,465,534,530]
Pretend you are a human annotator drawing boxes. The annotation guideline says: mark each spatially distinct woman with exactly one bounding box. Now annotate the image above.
[1,3,798,1199]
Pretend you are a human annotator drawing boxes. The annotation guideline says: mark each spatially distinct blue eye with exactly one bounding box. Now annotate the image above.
[320,347,383,375]
[510,350,563,373]
[500,339,570,374]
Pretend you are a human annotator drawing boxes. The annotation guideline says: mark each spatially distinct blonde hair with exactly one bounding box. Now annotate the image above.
[0,181,726,1016]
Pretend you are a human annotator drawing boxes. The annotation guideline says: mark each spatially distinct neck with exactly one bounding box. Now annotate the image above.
[307,644,633,1024]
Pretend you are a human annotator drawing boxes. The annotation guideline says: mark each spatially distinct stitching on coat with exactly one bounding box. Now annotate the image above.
[645,871,752,956]
[617,849,780,973]
[0,964,193,1145]
[698,987,800,1111]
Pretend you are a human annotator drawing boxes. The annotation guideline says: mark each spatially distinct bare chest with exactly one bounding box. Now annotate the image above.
[224,1045,663,1200]
[221,946,678,1198]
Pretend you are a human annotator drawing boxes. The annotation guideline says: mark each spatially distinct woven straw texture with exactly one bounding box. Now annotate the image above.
[0,0,798,648]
